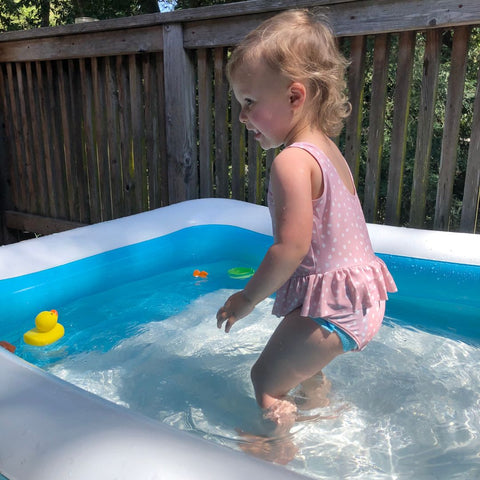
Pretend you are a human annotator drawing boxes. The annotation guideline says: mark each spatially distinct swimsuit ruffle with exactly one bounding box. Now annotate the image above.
[272,257,397,319]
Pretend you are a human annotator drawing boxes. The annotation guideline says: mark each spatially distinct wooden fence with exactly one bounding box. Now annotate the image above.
[0,0,479,244]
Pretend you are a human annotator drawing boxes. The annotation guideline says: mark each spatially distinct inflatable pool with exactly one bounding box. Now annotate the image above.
[0,199,479,480]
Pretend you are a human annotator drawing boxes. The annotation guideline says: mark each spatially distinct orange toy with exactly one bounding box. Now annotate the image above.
[193,269,208,278]
[0,341,16,353]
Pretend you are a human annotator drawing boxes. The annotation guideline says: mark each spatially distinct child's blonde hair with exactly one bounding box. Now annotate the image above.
[227,9,351,138]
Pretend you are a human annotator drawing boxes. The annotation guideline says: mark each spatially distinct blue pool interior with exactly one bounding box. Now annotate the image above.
[1,223,480,479]
[1,224,479,354]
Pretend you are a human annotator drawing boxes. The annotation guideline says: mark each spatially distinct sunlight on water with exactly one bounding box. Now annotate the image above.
[45,287,480,479]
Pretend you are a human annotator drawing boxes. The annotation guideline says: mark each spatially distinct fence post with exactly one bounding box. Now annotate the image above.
[0,115,6,244]
[409,29,442,228]
[344,35,366,185]
[0,104,12,244]
[460,58,480,233]
[163,23,197,204]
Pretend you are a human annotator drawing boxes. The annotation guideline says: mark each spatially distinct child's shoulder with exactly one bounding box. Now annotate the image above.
[275,143,320,165]
[271,146,320,180]
[272,144,324,198]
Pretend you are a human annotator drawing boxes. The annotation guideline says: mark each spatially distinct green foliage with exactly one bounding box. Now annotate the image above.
[339,27,479,230]
[0,0,47,30]
[0,0,246,31]
[68,0,160,21]
[0,0,162,31]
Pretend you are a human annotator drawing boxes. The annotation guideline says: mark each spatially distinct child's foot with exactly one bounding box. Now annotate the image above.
[294,372,331,410]
[236,428,298,465]
[257,397,297,438]
[263,398,297,427]
[235,399,298,465]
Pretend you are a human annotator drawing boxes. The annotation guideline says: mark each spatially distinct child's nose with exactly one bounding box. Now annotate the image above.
[239,108,247,124]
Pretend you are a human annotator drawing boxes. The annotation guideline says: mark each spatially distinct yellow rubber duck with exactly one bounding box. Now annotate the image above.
[24,309,64,346]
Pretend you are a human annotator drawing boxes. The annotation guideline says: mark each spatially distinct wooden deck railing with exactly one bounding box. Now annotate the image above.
[0,0,479,244]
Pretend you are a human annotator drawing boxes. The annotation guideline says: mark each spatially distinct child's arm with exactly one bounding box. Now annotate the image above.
[217,148,320,332]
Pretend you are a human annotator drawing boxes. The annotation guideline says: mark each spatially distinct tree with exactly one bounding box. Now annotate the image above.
[0,0,42,31]
[0,0,162,31]
[69,0,159,20]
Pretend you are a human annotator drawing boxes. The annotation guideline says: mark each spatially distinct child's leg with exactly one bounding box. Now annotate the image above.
[251,308,344,413]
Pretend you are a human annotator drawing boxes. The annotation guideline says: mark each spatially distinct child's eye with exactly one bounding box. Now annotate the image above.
[244,98,254,108]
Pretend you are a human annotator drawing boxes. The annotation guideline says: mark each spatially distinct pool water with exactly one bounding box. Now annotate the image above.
[9,267,480,478]
[3,225,480,479]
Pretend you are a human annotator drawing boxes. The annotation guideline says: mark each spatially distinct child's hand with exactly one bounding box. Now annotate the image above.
[216,291,254,333]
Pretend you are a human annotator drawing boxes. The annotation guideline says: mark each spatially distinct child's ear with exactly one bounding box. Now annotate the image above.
[289,82,307,108]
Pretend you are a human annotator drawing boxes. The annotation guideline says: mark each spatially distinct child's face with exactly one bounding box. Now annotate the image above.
[230,62,297,150]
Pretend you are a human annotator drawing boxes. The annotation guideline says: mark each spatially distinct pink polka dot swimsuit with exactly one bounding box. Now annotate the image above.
[269,142,397,350]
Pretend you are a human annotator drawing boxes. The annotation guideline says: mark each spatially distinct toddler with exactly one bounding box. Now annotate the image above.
[217,9,397,428]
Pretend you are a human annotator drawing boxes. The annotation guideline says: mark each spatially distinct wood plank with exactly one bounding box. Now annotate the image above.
[264,149,275,204]
[56,60,77,220]
[0,71,15,245]
[142,53,155,208]
[155,52,169,208]
[79,58,101,223]
[15,63,36,214]
[0,67,14,210]
[33,61,57,218]
[129,54,147,212]
[230,95,246,201]
[116,55,130,217]
[363,33,390,223]
[184,13,272,49]
[104,56,123,218]
[197,48,213,197]
[385,31,416,226]
[247,132,261,204]
[183,0,480,48]
[46,60,68,220]
[174,0,355,22]
[139,54,150,211]
[24,62,45,214]
[5,210,87,235]
[34,62,48,218]
[344,35,366,184]
[409,29,442,228]
[0,0,355,44]
[434,26,470,230]
[460,57,480,233]
[163,23,197,203]
[5,63,25,211]
[0,26,164,63]
[214,47,228,198]
[92,56,112,220]
[330,0,480,36]
[118,55,135,216]
[67,58,89,223]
